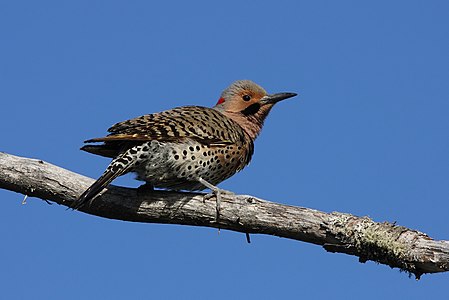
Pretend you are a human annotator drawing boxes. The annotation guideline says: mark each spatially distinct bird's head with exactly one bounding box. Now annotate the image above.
[213,80,297,139]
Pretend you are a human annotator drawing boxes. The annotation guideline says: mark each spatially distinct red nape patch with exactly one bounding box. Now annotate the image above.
[216,97,225,105]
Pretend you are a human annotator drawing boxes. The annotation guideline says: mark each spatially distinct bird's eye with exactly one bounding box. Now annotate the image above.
[242,95,251,101]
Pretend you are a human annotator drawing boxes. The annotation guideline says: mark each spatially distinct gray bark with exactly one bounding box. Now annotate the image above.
[0,151,448,279]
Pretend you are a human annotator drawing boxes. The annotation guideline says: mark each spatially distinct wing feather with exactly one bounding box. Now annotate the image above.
[82,106,245,157]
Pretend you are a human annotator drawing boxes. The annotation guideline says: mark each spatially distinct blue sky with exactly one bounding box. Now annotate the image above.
[1,1,448,299]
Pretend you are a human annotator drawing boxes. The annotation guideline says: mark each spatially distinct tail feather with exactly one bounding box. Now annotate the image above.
[81,144,120,158]
[71,171,118,210]
[71,153,135,210]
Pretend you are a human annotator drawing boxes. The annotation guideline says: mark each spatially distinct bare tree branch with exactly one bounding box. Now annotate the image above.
[1,151,448,279]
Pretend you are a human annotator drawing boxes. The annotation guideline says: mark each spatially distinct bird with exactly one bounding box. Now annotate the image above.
[71,80,297,212]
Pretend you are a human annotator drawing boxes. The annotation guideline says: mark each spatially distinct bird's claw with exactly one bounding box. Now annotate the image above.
[198,177,235,226]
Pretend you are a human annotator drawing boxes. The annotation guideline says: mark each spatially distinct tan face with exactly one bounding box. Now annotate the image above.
[221,88,267,113]
[213,80,297,140]
[215,80,268,113]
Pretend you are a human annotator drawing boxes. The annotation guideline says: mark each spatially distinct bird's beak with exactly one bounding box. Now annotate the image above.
[259,92,297,105]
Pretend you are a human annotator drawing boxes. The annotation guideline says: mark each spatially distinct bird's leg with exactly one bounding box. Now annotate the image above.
[198,177,234,225]
[198,178,250,242]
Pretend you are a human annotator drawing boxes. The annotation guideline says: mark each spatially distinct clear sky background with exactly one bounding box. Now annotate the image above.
[1,1,448,299]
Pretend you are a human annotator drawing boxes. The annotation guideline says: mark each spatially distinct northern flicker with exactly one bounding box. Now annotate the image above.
[71,80,296,211]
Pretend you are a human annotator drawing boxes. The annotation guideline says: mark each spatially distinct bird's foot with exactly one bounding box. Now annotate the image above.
[198,178,234,225]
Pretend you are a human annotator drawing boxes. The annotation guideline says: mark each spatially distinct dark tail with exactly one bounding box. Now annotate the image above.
[70,171,118,210]
[81,144,122,158]
[71,154,134,210]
